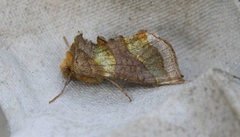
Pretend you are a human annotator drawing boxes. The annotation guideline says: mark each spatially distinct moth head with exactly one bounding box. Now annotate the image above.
[60,51,76,80]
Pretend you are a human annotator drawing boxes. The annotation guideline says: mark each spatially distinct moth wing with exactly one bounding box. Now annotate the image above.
[123,30,184,85]
[80,30,184,85]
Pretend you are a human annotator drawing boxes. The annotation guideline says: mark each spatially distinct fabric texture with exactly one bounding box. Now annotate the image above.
[1,0,240,137]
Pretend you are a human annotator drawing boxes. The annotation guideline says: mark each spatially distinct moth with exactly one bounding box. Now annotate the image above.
[49,30,184,103]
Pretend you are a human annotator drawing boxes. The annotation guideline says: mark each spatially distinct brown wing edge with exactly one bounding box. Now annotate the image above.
[147,32,184,85]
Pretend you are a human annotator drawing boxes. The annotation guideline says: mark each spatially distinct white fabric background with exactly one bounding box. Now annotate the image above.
[1,0,240,137]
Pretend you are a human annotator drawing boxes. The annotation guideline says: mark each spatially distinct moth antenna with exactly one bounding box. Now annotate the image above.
[63,36,70,47]
[105,78,132,102]
[49,73,73,103]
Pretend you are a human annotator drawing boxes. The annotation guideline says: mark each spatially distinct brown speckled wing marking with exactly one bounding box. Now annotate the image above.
[106,37,157,85]
[71,34,104,83]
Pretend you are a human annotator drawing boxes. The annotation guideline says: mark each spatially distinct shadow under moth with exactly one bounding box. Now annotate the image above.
[49,30,184,103]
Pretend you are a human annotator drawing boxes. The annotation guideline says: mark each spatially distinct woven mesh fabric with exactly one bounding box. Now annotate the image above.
[1,0,240,137]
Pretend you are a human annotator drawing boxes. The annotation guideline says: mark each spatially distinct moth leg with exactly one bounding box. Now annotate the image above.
[63,36,70,47]
[49,73,72,103]
[105,78,132,102]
